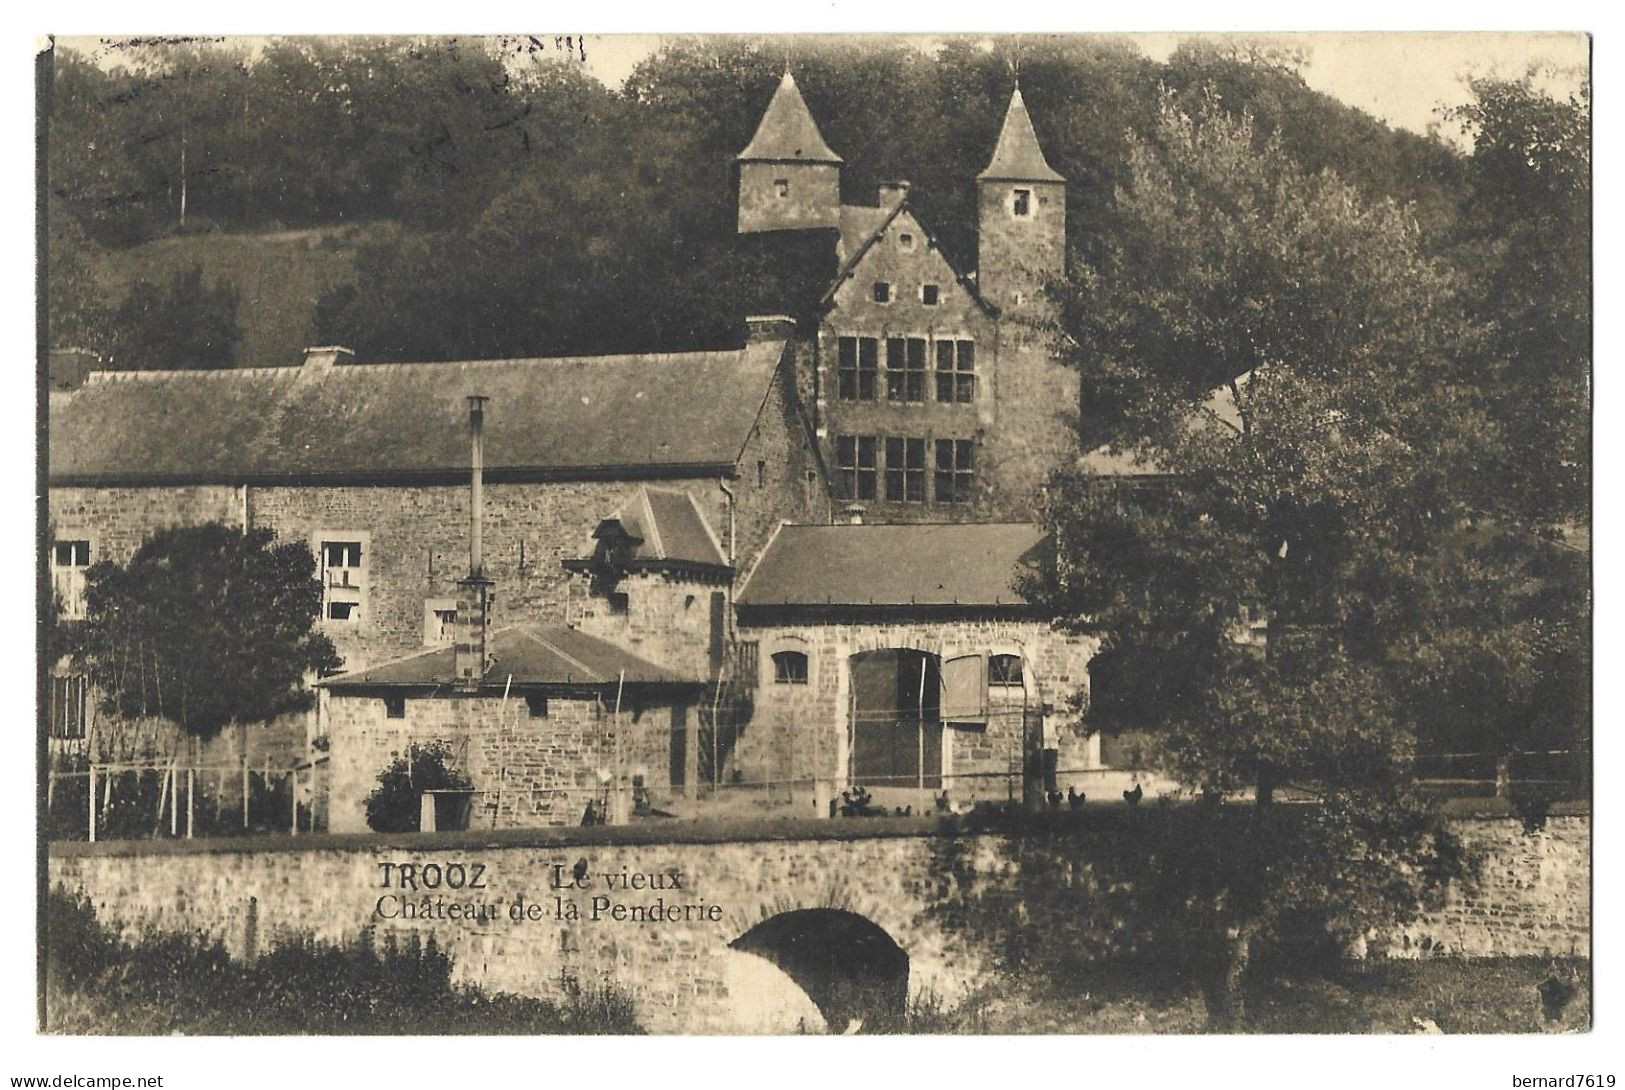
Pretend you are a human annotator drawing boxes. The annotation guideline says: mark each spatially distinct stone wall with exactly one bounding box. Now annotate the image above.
[734,616,1099,798]
[47,811,1591,1033]
[325,688,694,833]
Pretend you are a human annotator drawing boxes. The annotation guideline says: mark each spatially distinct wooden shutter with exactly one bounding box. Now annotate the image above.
[940,654,986,726]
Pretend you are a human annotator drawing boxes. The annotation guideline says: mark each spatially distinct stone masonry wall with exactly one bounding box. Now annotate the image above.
[48,812,1590,1033]
[735,616,1098,799]
[325,688,691,834]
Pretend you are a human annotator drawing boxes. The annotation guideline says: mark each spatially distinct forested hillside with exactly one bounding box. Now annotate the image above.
[48,35,1473,367]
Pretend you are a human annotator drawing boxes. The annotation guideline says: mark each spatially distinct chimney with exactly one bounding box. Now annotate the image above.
[455,395,494,690]
[744,314,797,344]
[301,345,354,370]
[839,502,866,526]
[878,180,911,209]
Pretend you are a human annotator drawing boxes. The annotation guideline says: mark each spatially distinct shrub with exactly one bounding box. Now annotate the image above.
[364,741,474,833]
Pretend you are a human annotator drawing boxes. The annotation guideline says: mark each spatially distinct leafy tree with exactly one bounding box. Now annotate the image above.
[66,525,340,743]
[107,266,241,370]
[1028,88,1505,1023]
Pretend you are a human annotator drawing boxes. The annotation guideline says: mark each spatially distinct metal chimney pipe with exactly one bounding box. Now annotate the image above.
[468,395,488,577]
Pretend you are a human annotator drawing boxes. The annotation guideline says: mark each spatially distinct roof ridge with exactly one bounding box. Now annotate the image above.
[637,488,666,558]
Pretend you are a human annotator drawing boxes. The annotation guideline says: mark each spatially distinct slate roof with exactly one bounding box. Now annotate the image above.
[48,340,788,485]
[736,523,1047,609]
[978,86,1065,183]
[321,626,700,691]
[738,71,843,164]
[606,487,729,570]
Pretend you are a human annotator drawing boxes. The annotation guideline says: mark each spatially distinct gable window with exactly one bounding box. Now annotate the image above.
[935,339,976,403]
[836,336,878,400]
[51,539,91,620]
[423,598,458,647]
[525,693,550,718]
[898,232,916,252]
[886,337,927,402]
[873,281,892,304]
[988,654,1024,687]
[320,537,366,624]
[775,178,790,198]
[771,650,809,685]
[884,437,927,502]
[835,435,878,501]
[49,675,88,740]
[934,439,976,503]
[1012,188,1032,217]
[384,695,406,719]
[921,284,940,306]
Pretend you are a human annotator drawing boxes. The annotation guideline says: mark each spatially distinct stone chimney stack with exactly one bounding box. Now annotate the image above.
[301,345,354,370]
[878,180,911,210]
[455,395,494,690]
[744,314,798,344]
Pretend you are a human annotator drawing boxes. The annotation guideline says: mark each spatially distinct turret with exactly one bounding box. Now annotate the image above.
[976,85,1066,315]
[737,71,842,234]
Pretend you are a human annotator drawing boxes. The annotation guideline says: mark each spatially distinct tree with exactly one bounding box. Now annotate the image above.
[66,525,340,744]
[106,266,241,370]
[364,741,474,833]
[1027,88,1513,1023]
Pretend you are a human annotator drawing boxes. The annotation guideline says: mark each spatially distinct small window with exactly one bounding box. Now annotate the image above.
[51,539,92,620]
[921,284,939,306]
[873,281,892,304]
[775,178,790,198]
[607,592,630,615]
[989,654,1024,687]
[835,435,878,501]
[884,437,927,503]
[934,439,976,504]
[525,693,550,718]
[935,339,976,403]
[384,695,406,719]
[319,535,367,626]
[423,598,458,646]
[898,232,916,252]
[757,459,767,487]
[327,601,359,621]
[772,650,809,685]
[737,640,760,688]
[886,337,927,402]
[1013,188,1032,217]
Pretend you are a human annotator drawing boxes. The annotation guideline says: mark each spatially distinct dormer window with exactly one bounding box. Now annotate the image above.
[873,281,893,304]
[898,232,916,252]
[1012,188,1032,217]
[775,178,790,198]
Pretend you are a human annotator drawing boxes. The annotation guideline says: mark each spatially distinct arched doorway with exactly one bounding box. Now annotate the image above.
[730,908,909,1032]
[849,648,941,793]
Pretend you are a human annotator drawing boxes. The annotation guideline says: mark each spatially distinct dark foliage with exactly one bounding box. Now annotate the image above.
[64,524,341,741]
[43,887,641,1034]
[364,740,474,833]
[105,265,241,370]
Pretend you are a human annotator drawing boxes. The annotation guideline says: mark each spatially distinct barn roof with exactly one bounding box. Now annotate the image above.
[321,625,700,691]
[48,340,789,485]
[736,522,1048,610]
[737,71,843,164]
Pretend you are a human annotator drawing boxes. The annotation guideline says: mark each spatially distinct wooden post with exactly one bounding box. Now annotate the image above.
[242,756,250,829]
[290,767,299,836]
[87,764,96,843]
[186,766,195,840]
[169,763,178,837]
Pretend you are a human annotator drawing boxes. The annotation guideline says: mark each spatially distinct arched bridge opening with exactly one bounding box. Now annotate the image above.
[730,909,909,1032]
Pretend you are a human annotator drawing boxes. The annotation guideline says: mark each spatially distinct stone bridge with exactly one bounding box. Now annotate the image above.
[47,810,1589,1033]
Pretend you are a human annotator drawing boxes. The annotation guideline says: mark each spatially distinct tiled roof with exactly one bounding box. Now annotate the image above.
[738,71,843,164]
[48,340,788,484]
[978,86,1065,183]
[321,626,700,690]
[737,522,1047,609]
[611,487,729,569]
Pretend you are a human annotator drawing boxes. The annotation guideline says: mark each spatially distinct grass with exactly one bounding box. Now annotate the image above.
[892,959,1590,1035]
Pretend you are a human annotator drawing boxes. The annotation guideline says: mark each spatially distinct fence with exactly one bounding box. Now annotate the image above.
[45,754,329,842]
[1412,749,1588,802]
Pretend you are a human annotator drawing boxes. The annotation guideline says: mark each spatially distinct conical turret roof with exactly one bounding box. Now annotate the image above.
[978,85,1064,183]
[737,71,843,164]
